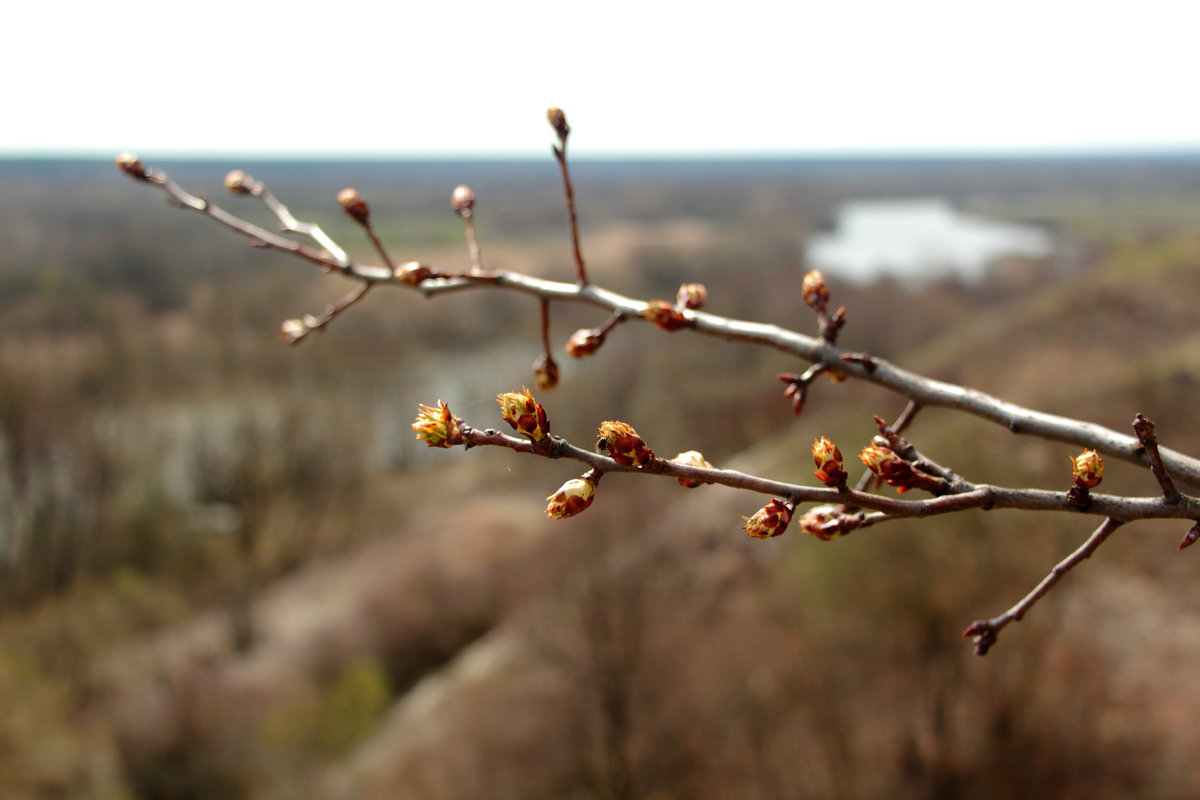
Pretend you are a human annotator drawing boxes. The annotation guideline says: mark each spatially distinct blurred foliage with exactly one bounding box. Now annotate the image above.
[1,155,1200,799]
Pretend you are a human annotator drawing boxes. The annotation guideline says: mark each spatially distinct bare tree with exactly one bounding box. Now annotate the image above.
[115,108,1200,654]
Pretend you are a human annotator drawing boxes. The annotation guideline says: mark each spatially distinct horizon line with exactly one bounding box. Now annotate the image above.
[5,145,1200,163]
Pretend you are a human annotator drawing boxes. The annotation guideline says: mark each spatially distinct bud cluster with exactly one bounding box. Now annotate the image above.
[669,450,714,488]
[412,401,466,448]
[498,389,550,441]
[743,498,794,539]
[859,443,945,493]
[597,421,655,467]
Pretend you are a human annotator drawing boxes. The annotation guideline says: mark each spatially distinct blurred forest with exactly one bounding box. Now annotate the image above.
[4,154,1200,799]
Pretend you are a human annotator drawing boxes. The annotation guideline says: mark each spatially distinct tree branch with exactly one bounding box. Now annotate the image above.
[963,517,1124,655]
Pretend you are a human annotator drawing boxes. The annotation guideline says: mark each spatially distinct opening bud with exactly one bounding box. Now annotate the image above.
[597,420,655,467]
[547,107,570,141]
[395,261,436,285]
[412,400,466,448]
[533,353,560,391]
[643,300,688,332]
[1070,449,1104,488]
[743,498,794,540]
[802,269,829,310]
[451,185,476,218]
[337,187,371,225]
[225,170,253,195]
[812,437,848,488]
[497,388,550,441]
[115,152,148,181]
[859,443,945,493]
[676,283,708,310]
[670,450,713,488]
[566,328,605,358]
[546,473,597,520]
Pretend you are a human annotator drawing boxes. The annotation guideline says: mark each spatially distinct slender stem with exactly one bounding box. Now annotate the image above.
[464,215,483,274]
[540,298,552,355]
[364,227,398,274]
[553,141,589,285]
[963,517,1124,655]
[288,281,373,345]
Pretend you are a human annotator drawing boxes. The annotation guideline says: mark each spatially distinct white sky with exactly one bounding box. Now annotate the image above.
[6,0,1198,158]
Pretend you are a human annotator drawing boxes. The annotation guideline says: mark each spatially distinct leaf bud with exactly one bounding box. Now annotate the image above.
[812,437,848,488]
[643,300,688,332]
[597,420,655,467]
[337,187,371,225]
[497,388,550,441]
[565,328,605,358]
[676,283,708,310]
[224,170,253,195]
[412,400,466,448]
[547,107,570,140]
[743,498,793,540]
[799,505,861,541]
[395,260,436,285]
[1070,448,1104,488]
[115,152,148,181]
[545,474,597,520]
[802,269,829,310]
[451,184,475,218]
[669,450,713,488]
[533,353,560,391]
[280,318,308,344]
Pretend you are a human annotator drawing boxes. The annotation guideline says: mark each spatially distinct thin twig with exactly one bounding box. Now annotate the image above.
[457,422,1200,523]
[963,517,1124,655]
[252,181,351,267]
[1133,413,1180,502]
[285,281,373,345]
[552,141,588,285]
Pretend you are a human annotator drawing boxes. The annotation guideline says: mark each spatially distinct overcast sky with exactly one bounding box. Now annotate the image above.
[7,0,1197,158]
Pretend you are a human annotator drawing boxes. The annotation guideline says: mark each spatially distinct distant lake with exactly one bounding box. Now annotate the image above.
[806,198,1054,282]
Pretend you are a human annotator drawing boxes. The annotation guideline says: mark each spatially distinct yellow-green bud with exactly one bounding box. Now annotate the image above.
[545,475,596,520]
[743,499,793,540]
[670,450,713,488]
[412,401,465,448]
[1070,449,1104,488]
[497,388,550,441]
[597,420,655,467]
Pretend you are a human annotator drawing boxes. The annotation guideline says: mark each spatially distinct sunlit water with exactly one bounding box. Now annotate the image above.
[806,198,1054,282]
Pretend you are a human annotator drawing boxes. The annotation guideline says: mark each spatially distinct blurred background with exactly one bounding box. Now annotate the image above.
[6,1,1200,798]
